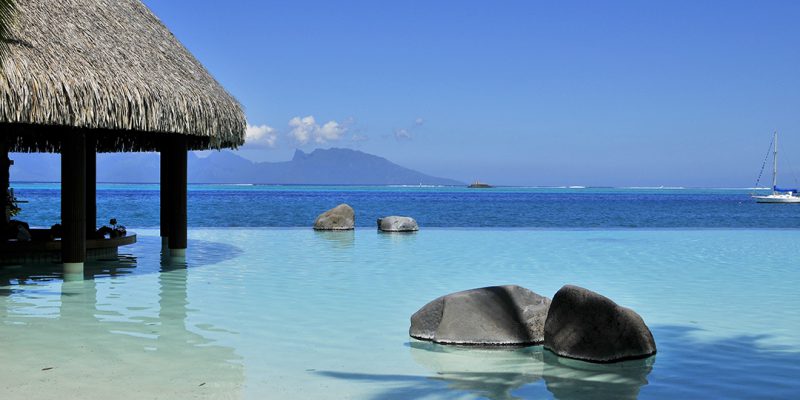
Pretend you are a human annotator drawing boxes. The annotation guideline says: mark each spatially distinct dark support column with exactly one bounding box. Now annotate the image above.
[160,140,172,248]
[85,134,96,237]
[0,139,9,238]
[62,132,86,274]
[167,137,187,257]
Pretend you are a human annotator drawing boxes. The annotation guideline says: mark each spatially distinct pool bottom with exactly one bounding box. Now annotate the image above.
[0,228,798,399]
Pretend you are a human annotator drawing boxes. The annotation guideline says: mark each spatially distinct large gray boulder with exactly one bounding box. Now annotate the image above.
[313,204,355,230]
[377,216,419,232]
[544,285,656,363]
[410,285,551,346]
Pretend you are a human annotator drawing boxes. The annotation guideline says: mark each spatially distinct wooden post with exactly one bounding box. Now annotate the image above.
[86,134,96,237]
[0,139,9,238]
[61,132,86,274]
[167,136,187,257]
[160,140,172,248]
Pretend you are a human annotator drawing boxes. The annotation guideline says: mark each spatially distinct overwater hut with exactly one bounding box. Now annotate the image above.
[0,0,246,272]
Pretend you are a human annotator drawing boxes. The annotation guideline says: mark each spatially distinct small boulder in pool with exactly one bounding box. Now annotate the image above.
[410,285,551,346]
[313,204,355,230]
[544,285,656,363]
[377,216,419,232]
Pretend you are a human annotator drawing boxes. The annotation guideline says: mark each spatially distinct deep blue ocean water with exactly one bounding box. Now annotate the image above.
[9,183,800,228]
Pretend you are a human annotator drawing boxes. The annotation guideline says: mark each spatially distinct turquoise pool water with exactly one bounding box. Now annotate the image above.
[1,228,799,399]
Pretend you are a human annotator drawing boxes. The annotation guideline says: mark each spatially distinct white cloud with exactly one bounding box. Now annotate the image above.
[350,133,369,142]
[394,128,412,140]
[393,117,425,141]
[288,116,315,145]
[245,124,278,148]
[317,120,345,143]
[289,115,348,145]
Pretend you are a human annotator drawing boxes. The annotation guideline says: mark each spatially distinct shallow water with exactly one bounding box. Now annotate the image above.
[1,228,798,399]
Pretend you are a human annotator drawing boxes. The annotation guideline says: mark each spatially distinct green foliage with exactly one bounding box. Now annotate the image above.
[5,188,20,218]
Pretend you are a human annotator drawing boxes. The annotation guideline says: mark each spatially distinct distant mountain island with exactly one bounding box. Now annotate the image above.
[9,148,463,186]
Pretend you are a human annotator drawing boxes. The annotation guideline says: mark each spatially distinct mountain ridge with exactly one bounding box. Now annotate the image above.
[8,148,463,185]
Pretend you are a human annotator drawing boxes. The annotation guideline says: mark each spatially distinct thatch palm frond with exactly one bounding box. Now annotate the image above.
[0,0,245,152]
[0,0,16,54]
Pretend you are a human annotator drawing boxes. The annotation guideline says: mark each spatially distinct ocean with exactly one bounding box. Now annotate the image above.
[9,183,800,229]
[1,184,799,399]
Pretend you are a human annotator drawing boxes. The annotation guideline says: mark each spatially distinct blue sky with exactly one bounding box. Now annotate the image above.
[144,0,800,187]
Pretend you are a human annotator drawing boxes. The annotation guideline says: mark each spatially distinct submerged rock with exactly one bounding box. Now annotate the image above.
[543,285,656,363]
[410,285,551,346]
[377,216,419,232]
[313,204,355,230]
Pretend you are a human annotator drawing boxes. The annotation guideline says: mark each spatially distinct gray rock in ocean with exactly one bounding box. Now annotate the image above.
[313,204,355,230]
[377,216,419,232]
[410,285,551,346]
[544,285,656,363]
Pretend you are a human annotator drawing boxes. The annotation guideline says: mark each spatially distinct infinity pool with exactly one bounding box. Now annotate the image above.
[1,229,798,399]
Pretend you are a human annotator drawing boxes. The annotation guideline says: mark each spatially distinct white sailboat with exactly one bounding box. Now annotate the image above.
[752,132,800,203]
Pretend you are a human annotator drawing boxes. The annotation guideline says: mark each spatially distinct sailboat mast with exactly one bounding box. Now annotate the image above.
[773,131,778,193]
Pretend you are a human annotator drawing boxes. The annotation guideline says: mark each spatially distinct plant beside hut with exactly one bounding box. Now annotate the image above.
[94,218,127,239]
[4,187,20,219]
[4,188,30,241]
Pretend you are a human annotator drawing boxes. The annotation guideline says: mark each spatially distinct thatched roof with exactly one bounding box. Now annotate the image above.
[0,0,245,152]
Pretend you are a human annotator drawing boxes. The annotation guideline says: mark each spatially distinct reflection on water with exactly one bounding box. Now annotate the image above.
[409,341,543,400]
[0,242,244,399]
[318,341,653,400]
[376,230,419,245]
[314,229,356,249]
[408,341,653,400]
[0,236,243,288]
[540,351,653,400]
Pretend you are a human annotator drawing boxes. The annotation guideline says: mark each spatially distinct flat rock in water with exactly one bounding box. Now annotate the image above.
[410,285,551,346]
[377,216,419,232]
[313,204,355,230]
[544,285,656,363]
